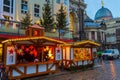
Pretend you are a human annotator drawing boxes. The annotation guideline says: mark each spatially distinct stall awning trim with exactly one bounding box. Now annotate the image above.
[1,36,66,44]
[74,40,100,46]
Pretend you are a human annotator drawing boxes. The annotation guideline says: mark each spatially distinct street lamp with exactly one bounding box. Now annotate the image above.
[77,0,85,41]
[100,20,106,50]
[100,20,106,30]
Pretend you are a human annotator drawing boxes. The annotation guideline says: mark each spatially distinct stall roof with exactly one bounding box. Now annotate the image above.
[65,40,100,47]
[73,40,100,47]
[28,24,45,29]
[1,36,66,45]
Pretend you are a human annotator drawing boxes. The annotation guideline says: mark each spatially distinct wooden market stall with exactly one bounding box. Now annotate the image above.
[1,36,65,79]
[62,40,100,69]
[1,24,66,80]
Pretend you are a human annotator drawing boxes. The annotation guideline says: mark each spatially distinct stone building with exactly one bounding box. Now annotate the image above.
[94,1,120,49]
[0,0,87,40]
[69,0,86,41]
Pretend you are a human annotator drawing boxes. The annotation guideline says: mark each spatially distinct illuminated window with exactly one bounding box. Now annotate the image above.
[74,48,91,60]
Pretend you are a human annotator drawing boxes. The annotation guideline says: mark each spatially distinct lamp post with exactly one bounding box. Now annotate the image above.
[100,20,106,50]
[77,0,85,41]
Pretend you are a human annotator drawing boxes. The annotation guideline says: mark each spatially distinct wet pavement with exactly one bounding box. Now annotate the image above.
[24,59,120,80]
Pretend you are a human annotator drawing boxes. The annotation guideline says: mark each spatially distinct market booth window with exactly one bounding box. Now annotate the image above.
[8,45,55,64]
[1,36,65,65]
[74,48,91,60]
[16,45,38,63]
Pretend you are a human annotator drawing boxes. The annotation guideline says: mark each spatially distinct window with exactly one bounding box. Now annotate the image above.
[56,0,60,3]
[11,0,14,13]
[21,0,28,14]
[64,0,68,5]
[4,0,10,5]
[3,0,14,13]
[34,4,40,17]
[46,0,50,2]
[3,6,10,12]
[116,20,120,23]
[91,31,95,40]
[3,0,10,13]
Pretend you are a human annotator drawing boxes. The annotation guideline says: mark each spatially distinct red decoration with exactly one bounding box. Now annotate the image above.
[9,49,13,54]
[25,48,29,52]
[34,30,38,36]
[21,45,25,49]
[29,45,34,49]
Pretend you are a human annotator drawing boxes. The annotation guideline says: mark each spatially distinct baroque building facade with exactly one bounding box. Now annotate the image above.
[84,12,106,51]
[94,1,120,50]
[0,0,86,40]
[69,0,86,41]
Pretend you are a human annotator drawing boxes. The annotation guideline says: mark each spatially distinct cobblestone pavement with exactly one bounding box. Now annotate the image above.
[25,59,120,80]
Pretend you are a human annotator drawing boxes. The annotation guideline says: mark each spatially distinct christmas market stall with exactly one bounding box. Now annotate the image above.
[62,40,100,70]
[1,37,65,79]
[1,24,66,79]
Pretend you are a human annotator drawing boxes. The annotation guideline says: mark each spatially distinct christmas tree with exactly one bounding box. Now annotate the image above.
[21,11,32,29]
[40,1,54,32]
[56,4,67,38]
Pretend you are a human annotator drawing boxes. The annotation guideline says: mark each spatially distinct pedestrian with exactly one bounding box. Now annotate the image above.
[0,66,8,80]
[97,51,102,63]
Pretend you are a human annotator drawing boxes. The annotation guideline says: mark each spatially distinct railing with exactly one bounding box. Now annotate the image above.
[6,61,58,80]
[0,27,25,35]
[0,19,72,39]
[0,19,25,36]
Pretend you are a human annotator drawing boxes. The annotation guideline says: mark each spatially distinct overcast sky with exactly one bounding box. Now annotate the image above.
[84,0,120,20]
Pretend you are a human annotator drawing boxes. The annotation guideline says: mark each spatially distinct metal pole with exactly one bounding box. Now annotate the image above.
[77,0,81,41]
[77,0,85,41]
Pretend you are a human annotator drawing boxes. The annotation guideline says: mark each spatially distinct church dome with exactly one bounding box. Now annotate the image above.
[95,7,113,20]
[84,12,100,27]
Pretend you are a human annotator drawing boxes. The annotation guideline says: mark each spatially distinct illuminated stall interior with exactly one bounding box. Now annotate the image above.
[74,48,92,60]
[62,40,100,69]
[2,36,65,65]
[63,40,100,61]
[73,40,100,60]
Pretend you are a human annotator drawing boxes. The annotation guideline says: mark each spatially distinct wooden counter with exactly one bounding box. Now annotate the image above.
[6,61,58,80]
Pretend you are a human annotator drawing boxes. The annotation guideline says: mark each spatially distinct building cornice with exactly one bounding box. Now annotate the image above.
[69,0,86,9]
